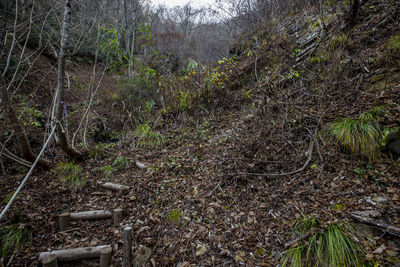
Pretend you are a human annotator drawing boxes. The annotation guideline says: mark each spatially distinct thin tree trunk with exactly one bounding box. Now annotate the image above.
[52,0,81,159]
[347,0,359,26]
[119,0,127,50]
[0,71,50,168]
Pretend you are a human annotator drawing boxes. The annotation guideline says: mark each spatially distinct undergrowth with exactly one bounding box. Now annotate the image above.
[327,106,386,160]
[282,218,363,267]
[0,224,32,260]
[135,123,166,148]
[55,162,87,189]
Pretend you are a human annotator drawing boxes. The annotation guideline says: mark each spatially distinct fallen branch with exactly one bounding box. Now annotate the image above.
[0,142,32,168]
[350,212,400,237]
[0,125,56,221]
[228,140,315,177]
[38,245,111,263]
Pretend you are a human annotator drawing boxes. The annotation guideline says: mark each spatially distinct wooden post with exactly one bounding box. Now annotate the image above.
[99,246,112,267]
[113,209,123,226]
[59,212,70,231]
[42,254,58,267]
[123,227,132,267]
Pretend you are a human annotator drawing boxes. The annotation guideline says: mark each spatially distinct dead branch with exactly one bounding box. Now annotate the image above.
[0,145,32,168]
[0,125,56,221]
[228,139,315,177]
[350,213,400,237]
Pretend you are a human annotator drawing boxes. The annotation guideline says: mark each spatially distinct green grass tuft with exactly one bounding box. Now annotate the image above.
[281,221,362,267]
[55,162,86,189]
[327,107,385,160]
[101,165,114,176]
[113,156,129,168]
[135,124,166,148]
[0,224,32,259]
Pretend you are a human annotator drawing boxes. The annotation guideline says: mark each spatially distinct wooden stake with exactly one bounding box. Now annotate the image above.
[59,212,70,231]
[99,246,112,267]
[70,210,112,220]
[39,245,111,263]
[42,254,58,267]
[123,227,132,267]
[113,208,123,226]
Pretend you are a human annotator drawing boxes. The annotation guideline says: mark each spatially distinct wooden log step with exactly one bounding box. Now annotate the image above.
[100,182,129,193]
[38,245,111,263]
[59,209,122,230]
[70,210,112,221]
[135,161,146,169]
[42,254,58,267]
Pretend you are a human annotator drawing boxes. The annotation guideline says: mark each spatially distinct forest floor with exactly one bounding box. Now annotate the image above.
[2,1,400,266]
[1,74,400,266]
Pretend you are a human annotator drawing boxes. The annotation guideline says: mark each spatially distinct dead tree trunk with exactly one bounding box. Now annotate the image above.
[52,0,82,159]
[0,71,50,168]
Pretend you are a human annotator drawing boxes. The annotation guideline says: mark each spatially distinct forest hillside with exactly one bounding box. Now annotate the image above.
[1,0,400,266]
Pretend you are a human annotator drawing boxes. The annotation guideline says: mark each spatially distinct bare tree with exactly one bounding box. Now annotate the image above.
[51,0,82,158]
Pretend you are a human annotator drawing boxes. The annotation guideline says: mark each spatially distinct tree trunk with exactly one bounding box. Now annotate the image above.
[52,0,81,159]
[0,71,50,168]
[348,0,359,25]
[119,0,127,50]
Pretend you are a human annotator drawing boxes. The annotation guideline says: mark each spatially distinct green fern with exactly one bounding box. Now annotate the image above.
[55,162,86,188]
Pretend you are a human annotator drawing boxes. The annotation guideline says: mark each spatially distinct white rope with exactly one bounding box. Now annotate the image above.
[0,125,56,221]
